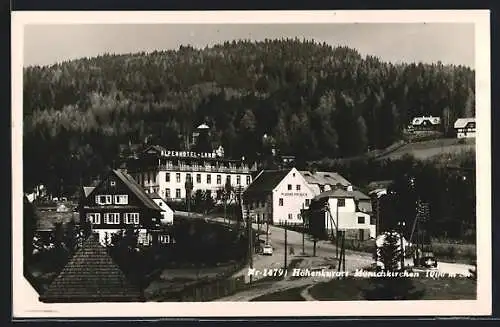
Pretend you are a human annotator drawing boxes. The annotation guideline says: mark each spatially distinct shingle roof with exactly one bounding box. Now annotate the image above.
[300,171,351,187]
[113,169,162,211]
[312,189,354,201]
[454,117,475,129]
[244,169,291,195]
[39,234,144,303]
[148,192,162,200]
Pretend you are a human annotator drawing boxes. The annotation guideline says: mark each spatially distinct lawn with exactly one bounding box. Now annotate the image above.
[251,287,307,301]
[309,276,476,301]
[377,138,475,161]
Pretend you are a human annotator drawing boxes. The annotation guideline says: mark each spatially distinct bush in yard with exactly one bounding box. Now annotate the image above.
[363,231,424,300]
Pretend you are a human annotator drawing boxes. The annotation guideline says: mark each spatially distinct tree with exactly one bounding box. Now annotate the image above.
[363,232,424,300]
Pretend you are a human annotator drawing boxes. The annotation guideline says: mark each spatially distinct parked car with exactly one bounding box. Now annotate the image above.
[414,251,438,269]
[262,244,273,256]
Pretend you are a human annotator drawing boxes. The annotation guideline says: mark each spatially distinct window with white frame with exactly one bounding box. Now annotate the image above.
[166,188,171,198]
[296,184,301,191]
[176,189,181,198]
[114,195,129,205]
[237,175,241,185]
[279,198,283,206]
[288,213,293,220]
[357,216,365,224]
[176,173,181,183]
[87,213,101,224]
[207,174,211,184]
[246,175,251,185]
[125,213,140,224]
[96,195,112,205]
[104,213,120,224]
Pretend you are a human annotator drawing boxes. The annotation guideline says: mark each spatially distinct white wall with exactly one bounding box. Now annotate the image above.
[457,131,476,139]
[94,228,151,247]
[152,198,174,225]
[324,198,376,238]
[154,171,252,199]
[272,168,315,225]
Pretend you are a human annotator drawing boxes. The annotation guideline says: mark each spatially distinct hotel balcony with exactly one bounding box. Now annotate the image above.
[157,165,253,174]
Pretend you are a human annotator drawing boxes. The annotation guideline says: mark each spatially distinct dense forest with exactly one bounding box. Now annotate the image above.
[23,38,475,195]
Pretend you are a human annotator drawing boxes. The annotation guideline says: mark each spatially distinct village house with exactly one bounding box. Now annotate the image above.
[242,167,315,225]
[79,169,169,247]
[408,115,441,132]
[308,189,376,240]
[454,117,476,138]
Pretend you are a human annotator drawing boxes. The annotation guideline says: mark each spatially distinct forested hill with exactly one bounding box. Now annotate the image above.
[23,39,475,194]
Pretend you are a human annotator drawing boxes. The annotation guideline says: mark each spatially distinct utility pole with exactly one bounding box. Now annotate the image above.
[284,221,288,270]
[266,218,269,244]
[398,221,406,270]
[335,200,339,260]
[247,208,253,283]
[301,204,305,255]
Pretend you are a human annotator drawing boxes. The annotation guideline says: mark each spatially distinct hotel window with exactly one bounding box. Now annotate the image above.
[176,189,181,198]
[297,213,301,220]
[217,175,222,184]
[207,174,211,184]
[196,174,201,183]
[246,176,251,185]
[165,173,170,182]
[237,175,241,185]
[279,198,283,206]
[186,173,192,182]
[226,175,231,184]
[96,195,112,205]
[166,189,171,198]
[358,216,365,224]
[125,213,140,224]
[86,213,100,224]
[287,184,292,190]
[104,213,120,224]
[337,199,346,207]
[296,185,301,191]
[288,213,293,220]
[176,173,181,183]
[114,195,129,205]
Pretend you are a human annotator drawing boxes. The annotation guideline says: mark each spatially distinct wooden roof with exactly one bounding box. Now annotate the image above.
[39,234,145,303]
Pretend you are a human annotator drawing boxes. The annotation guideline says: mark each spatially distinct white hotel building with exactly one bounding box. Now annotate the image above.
[242,167,316,225]
[126,145,258,201]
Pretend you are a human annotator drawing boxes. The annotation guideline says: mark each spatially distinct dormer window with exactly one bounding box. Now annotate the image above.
[110,180,116,187]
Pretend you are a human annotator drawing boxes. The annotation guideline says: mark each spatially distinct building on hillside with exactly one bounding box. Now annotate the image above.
[126,145,257,202]
[454,117,476,138]
[300,170,353,195]
[148,192,174,225]
[308,189,376,240]
[39,234,144,303]
[408,116,441,132]
[242,167,315,225]
[79,169,166,246]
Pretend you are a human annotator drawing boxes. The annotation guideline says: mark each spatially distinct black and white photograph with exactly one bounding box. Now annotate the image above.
[12,10,491,317]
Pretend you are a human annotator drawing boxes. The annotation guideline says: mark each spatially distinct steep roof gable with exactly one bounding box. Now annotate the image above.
[39,234,144,303]
[244,169,291,195]
[454,117,476,129]
[85,169,161,211]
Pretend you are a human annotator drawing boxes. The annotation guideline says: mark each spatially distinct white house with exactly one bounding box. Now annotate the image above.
[309,189,376,239]
[409,115,441,131]
[243,167,315,225]
[454,117,476,138]
[148,192,174,225]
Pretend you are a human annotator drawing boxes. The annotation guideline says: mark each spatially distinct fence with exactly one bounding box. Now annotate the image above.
[179,275,247,302]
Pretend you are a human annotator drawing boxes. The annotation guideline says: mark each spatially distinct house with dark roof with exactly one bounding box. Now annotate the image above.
[148,192,174,225]
[299,170,353,195]
[454,117,476,138]
[39,234,145,303]
[309,188,376,240]
[243,168,315,225]
[79,169,164,246]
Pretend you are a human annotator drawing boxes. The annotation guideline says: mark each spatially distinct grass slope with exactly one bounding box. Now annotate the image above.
[377,138,475,161]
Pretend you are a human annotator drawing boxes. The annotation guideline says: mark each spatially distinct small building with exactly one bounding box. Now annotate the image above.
[408,116,441,132]
[300,170,353,195]
[39,234,144,303]
[79,169,164,247]
[148,192,174,225]
[454,117,476,138]
[242,167,315,225]
[308,189,376,240]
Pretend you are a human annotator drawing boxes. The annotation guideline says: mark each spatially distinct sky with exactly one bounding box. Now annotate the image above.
[23,23,475,68]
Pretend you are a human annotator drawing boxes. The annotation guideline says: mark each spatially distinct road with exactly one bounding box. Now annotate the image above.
[178,212,475,300]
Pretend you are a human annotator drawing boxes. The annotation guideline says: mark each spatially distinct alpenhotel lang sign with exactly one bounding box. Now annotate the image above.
[280,192,308,197]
